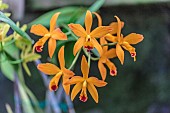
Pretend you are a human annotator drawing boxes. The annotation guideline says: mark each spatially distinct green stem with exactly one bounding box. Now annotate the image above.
[61,24,70,32]
[9,59,23,64]
[101,42,117,46]
[0,42,3,51]
[88,52,91,67]
[65,31,71,35]
[68,49,81,70]
[83,48,99,61]
[61,24,78,40]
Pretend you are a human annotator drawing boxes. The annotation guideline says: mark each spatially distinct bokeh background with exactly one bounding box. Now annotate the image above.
[1,0,170,113]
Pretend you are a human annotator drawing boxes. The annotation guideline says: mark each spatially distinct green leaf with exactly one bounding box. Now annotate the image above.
[0,53,15,81]
[18,80,35,113]
[28,7,87,28]
[3,43,19,59]
[64,41,75,68]
[76,0,105,24]
[0,11,32,42]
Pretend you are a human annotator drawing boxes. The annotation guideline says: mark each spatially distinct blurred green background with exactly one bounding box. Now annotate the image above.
[1,0,170,113]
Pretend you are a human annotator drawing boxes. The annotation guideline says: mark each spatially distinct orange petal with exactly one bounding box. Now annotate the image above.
[90,26,112,38]
[37,63,60,75]
[30,24,49,36]
[49,73,62,91]
[104,34,118,43]
[62,77,70,95]
[92,12,102,26]
[100,37,108,53]
[48,38,56,58]
[71,82,82,101]
[73,37,85,56]
[116,44,124,65]
[122,42,135,52]
[105,48,117,59]
[85,10,92,34]
[50,12,60,32]
[91,38,103,56]
[105,59,117,76]
[62,67,75,78]
[64,76,84,85]
[123,33,144,44]
[68,24,87,37]
[98,61,107,80]
[114,16,121,38]
[81,55,89,79]
[87,83,98,103]
[63,83,70,95]
[58,46,65,68]
[109,21,124,34]
[87,77,107,87]
[51,28,67,40]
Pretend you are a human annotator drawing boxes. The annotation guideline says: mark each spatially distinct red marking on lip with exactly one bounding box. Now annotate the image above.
[51,85,57,91]
[36,46,43,52]
[79,95,87,102]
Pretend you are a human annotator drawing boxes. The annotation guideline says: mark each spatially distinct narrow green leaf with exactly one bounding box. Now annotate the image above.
[18,80,35,113]
[0,53,15,81]
[0,11,32,42]
[28,7,87,28]
[76,0,105,24]
[3,43,19,59]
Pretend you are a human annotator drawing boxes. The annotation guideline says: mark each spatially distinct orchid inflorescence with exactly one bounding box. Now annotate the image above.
[31,10,144,103]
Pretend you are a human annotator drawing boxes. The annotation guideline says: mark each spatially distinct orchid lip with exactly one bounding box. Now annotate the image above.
[84,46,93,52]
[79,95,88,102]
[51,85,57,91]
[131,52,136,57]
[110,70,117,76]
[36,46,43,52]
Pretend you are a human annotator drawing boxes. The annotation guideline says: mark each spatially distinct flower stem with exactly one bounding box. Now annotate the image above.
[101,42,117,46]
[88,52,91,67]
[9,59,23,64]
[68,49,81,70]
[61,24,78,40]
[83,48,99,61]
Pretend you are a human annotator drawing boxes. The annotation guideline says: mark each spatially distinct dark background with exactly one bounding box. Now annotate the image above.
[1,1,170,113]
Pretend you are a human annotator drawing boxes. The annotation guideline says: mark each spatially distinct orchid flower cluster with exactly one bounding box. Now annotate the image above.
[31,10,144,103]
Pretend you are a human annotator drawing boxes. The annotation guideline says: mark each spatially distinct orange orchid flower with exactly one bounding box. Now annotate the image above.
[68,10,112,56]
[92,12,117,80]
[98,37,117,80]
[30,12,67,58]
[37,46,74,95]
[65,55,107,103]
[105,16,144,64]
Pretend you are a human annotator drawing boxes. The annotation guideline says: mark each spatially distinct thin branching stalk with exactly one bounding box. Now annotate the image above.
[34,59,61,113]
[14,73,21,113]
[65,93,76,113]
